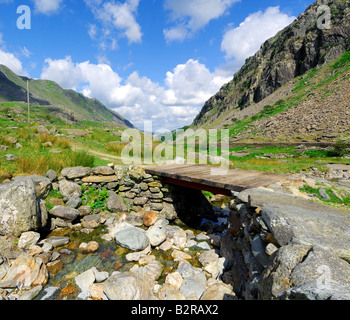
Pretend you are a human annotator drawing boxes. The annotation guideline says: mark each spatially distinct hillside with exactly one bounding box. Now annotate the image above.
[192,0,350,142]
[0,64,134,128]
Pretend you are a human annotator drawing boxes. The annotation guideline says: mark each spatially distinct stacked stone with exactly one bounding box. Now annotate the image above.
[59,165,177,221]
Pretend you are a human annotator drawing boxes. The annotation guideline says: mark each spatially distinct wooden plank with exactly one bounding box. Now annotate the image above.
[143,164,286,193]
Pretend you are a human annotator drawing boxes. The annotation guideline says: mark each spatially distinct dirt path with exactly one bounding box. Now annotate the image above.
[72,144,123,163]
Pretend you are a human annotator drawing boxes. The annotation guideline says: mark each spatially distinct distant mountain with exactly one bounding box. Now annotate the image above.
[0,64,134,128]
[192,0,350,137]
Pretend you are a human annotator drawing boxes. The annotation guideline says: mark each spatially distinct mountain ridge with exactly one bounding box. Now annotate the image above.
[0,64,134,128]
[192,0,350,136]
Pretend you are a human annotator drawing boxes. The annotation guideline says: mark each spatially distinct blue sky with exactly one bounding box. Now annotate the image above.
[0,0,314,131]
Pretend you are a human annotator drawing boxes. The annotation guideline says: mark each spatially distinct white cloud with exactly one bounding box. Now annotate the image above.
[85,0,142,45]
[88,24,97,40]
[40,56,230,131]
[0,49,27,76]
[32,0,62,15]
[221,6,296,63]
[164,0,239,42]
[163,59,228,106]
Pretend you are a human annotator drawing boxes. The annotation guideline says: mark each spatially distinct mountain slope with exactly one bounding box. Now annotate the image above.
[192,0,350,133]
[0,64,134,128]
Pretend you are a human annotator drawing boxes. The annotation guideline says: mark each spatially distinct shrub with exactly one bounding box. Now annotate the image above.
[332,140,349,157]
[106,141,127,156]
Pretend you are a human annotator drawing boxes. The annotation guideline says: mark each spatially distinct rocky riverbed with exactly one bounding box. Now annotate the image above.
[0,166,235,301]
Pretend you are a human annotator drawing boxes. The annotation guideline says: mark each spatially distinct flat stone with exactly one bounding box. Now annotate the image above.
[92,166,115,176]
[2,253,42,288]
[196,242,211,251]
[45,236,70,248]
[114,227,150,251]
[17,285,43,300]
[49,206,80,221]
[180,272,206,300]
[82,175,119,183]
[261,202,350,258]
[61,167,92,179]
[133,196,148,206]
[75,268,96,292]
[171,250,192,261]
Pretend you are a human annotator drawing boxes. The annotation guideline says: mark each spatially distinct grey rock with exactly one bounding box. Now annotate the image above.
[133,196,148,206]
[0,178,44,236]
[45,236,70,248]
[39,200,48,228]
[18,231,41,249]
[3,154,18,161]
[49,206,80,221]
[290,246,350,288]
[78,205,92,217]
[114,227,150,251]
[66,197,82,209]
[92,268,109,283]
[103,271,155,300]
[37,286,60,300]
[58,179,82,200]
[261,202,350,258]
[18,285,43,300]
[46,170,58,182]
[180,272,207,299]
[19,175,52,199]
[146,225,167,247]
[107,191,128,213]
[114,166,129,180]
[76,290,90,300]
[196,242,211,251]
[196,233,210,241]
[319,188,331,201]
[251,234,270,268]
[61,166,92,179]
[280,280,350,300]
[75,268,96,292]
[92,166,114,176]
[259,243,312,300]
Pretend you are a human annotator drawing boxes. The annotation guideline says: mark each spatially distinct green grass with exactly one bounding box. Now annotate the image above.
[217,50,350,141]
[299,184,350,209]
[81,186,109,212]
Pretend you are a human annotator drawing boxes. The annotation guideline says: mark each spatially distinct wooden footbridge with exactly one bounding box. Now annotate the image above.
[144,164,287,196]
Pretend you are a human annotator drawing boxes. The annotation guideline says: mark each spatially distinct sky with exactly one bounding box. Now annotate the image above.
[0,0,314,132]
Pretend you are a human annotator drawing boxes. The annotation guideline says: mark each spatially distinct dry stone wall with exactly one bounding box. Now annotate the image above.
[221,187,350,300]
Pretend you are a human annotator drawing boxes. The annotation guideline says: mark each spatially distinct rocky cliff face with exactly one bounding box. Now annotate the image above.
[193,0,350,128]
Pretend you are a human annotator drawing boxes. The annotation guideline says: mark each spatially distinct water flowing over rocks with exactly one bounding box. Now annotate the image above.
[0,164,349,300]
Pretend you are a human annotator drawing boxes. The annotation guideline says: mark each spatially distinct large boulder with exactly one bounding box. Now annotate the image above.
[0,178,46,236]
[114,227,150,251]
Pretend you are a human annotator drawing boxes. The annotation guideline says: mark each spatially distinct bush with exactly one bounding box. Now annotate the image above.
[332,140,349,157]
